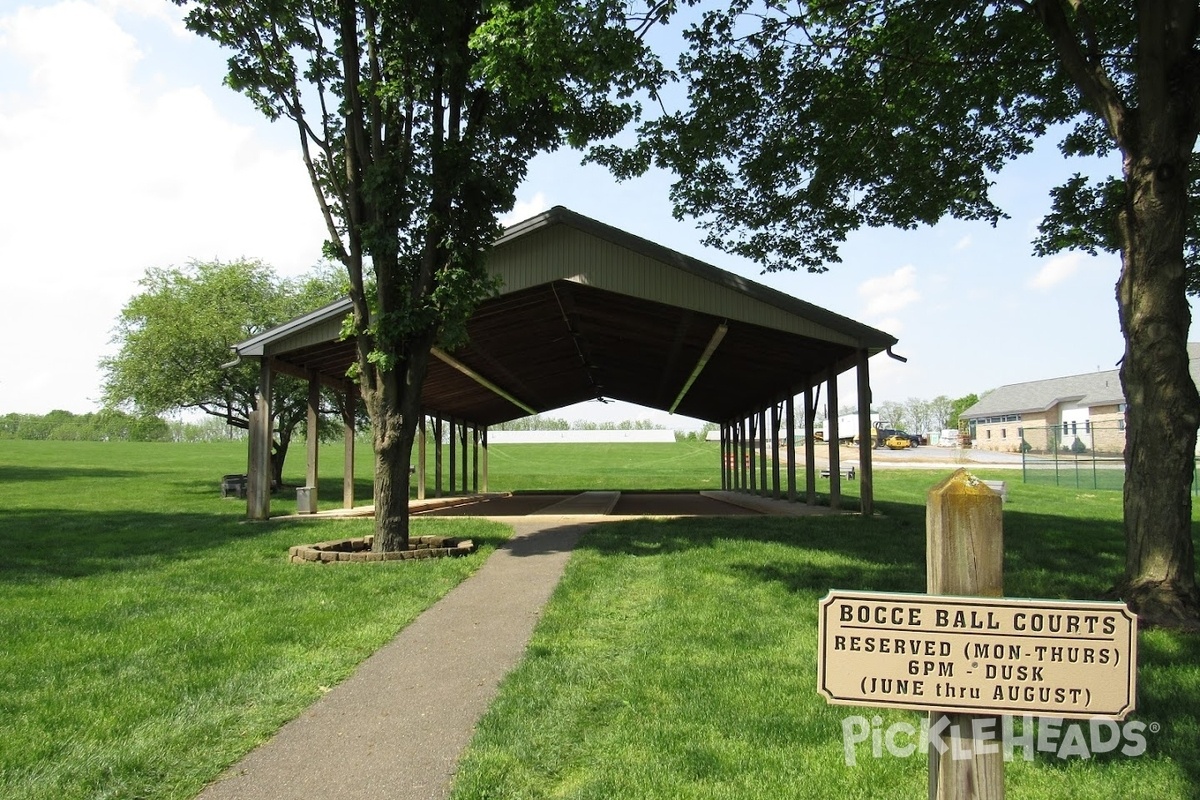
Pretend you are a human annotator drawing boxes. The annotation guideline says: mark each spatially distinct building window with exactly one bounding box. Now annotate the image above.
[1001,429,1007,439]
[1085,420,1091,433]
[1071,421,1077,436]
[1063,422,1069,436]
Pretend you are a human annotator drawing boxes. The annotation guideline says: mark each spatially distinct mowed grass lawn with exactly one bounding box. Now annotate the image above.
[0,439,511,800]
[3,438,1199,798]
[449,469,1200,799]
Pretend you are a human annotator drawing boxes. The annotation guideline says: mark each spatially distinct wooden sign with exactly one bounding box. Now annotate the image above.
[817,590,1137,719]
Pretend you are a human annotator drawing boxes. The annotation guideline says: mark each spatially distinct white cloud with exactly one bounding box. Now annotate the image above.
[954,235,972,251]
[1028,251,1086,290]
[874,316,904,335]
[502,191,550,226]
[859,265,920,318]
[99,0,189,32]
[0,1,327,413]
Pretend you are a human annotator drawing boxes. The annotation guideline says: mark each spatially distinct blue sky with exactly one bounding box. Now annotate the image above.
[2,1,1188,429]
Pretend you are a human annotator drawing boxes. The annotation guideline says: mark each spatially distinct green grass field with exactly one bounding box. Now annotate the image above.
[1,439,1197,799]
[0,440,511,800]
[249,437,723,513]
[447,469,1200,799]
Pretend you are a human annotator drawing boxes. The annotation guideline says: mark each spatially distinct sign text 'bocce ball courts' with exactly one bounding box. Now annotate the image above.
[817,590,1137,719]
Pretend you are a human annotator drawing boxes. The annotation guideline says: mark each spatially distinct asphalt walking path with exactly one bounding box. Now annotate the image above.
[195,517,587,800]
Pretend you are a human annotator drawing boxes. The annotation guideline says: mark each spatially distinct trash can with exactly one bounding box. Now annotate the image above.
[296,486,318,514]
[220,474,247,499]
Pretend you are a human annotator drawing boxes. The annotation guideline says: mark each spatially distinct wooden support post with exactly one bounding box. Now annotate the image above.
[758,408,768,497]
[461,423,469,494]
[471,425,478,493]
[739,416,749,492]
[343,389,355,509]
[786,396,797,502]
[731,422,738,491]
[771,402,781,500]
[247,359,273,520]
[728,423,736,490]
[725,424,732,490]
[417,413,427,501]
[446,419,453,494]
[305,375,320,513]
[857,349,874,517]
[748,414,758,494]
[480,426,489,493]
[721,424,730,491]
[926,469,1005,800]
[804,386,816,505]
[730,423,737,490]
[434,416,443,498]
[736,422,744,491]
[247,406,263,515]
[827,373,841,511]
[727,423,734,491]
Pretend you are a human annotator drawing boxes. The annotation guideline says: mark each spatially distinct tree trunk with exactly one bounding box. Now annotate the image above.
[271,428,290,491]
[1115,143,1200,631]
[372,408,411,552]
[369,333,435,553]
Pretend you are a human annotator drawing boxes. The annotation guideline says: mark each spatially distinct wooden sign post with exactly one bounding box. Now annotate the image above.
[926,469,1005,800]
[816,469,1138,799]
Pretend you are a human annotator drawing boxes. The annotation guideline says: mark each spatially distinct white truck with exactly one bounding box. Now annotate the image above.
[821,413,882,444]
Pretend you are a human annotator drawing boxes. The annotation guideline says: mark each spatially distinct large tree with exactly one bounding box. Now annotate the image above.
[174,0,665,551]
[606,2,1200,629]
[102,258,345,486]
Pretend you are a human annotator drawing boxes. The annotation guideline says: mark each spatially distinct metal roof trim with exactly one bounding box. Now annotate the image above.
[234,297,353,357]
[235,205,900,358]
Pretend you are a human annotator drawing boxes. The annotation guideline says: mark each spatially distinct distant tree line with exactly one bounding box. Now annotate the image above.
[875,397,956,435]
[489,414,720,442]
[0,410,253,443]
[1,410,169,441]
[491,414,668,432]
[826,393,981,436]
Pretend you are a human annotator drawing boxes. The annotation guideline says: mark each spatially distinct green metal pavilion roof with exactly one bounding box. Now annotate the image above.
[233,206,898,426]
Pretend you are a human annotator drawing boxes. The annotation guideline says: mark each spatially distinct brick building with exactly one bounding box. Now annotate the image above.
[961,344,1200,455]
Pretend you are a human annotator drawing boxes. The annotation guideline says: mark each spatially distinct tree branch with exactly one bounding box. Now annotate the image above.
[1033,0,1129,144]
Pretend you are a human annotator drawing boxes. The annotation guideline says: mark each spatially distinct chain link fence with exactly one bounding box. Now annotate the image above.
[1016,423,1199,492]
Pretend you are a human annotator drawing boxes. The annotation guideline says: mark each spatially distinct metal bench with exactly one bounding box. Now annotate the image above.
[820,466,856,480]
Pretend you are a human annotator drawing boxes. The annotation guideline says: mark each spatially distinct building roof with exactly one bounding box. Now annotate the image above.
[962,343,1200,419]
[233,206,899,426]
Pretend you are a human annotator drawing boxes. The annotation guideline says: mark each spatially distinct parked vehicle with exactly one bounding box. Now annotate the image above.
[877,428,919,448]
[884,433,912,450]
[822,412,882,443]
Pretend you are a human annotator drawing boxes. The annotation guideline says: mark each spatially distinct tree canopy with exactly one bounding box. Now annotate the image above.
[101,258,346,482]
[176,0,668,550]
[603,1,1196,275]
[609,1,1200,629]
